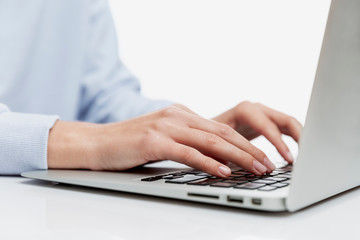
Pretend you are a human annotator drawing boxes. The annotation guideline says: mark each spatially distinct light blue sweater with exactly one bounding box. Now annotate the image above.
[0,0,171,174]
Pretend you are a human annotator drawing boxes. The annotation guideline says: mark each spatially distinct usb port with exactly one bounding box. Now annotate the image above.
[227,196,244,204]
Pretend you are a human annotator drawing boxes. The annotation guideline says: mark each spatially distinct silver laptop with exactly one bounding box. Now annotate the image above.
[22,0,360,212]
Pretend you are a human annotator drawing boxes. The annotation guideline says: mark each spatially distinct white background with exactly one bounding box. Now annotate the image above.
[109,0,331,158]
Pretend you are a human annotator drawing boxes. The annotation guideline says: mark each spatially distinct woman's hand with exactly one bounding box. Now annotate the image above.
[213,101,302,163]
[47,103,302,178]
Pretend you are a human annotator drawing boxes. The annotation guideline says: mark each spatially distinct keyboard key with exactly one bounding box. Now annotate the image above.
[269,172,280,176]
[258,186,277,191]
[271,182,289,188]
[223,177,236,180]
[165,175,206,184]
[234,183,266,190]
[236,177,259,181]
[196,173,212,177]
[141,175,163,182]
[162,175,183,180]
[210,182,236,188]
[253,179,277,185]
[171,172,187,176]
[273,169,288,174]
[185,170,204,175]
[187,178,222,186]
[266,177,288,182]
[279,173,292,178]
[223,180,248,185]
[259,175,272,179]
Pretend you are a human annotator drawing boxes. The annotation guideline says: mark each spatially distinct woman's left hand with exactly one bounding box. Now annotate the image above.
[212,101,303,164]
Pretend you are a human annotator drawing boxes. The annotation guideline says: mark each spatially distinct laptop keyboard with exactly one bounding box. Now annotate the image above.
[141,164,292,191]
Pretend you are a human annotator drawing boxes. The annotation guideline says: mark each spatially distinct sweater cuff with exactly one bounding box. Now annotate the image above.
[0,112,59,175]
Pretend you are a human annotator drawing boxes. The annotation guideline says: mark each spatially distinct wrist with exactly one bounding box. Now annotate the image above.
[47,120,102,170]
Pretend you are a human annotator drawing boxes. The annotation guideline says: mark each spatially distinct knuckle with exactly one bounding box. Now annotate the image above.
[268,131,282,142]
[204,134,219,146]
[153,118,172,131]
[160,106,181,118]
[153,120,163,131]
[265,122,278,133]
[172,103,190,112]
[179,147,195,164]
[254,121,268,135]
[241,100,252,106]
[238,100,253,108]
[256,149,267,160]
[217,123,233,137]
[248,144,264,159]
[288,116,300,127]
[237,101,254,114]
[248,146,258,158]
[200,157,214,172]
[253,102,264,108]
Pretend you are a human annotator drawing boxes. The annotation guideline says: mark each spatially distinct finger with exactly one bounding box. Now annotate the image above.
[159,141,232,178]
[173,110,275,171]
[169,125,271,175]
[256,103,303,142]
[263,123,295,163]
[243,108,295,163]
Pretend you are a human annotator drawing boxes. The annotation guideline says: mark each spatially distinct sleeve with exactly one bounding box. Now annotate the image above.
[77,0,172,123]
[0,103,59,175]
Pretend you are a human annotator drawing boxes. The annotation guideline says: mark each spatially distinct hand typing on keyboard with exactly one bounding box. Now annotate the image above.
[48,102,302,178]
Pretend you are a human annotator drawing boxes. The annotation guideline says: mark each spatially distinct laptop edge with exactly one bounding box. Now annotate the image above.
[286,0,360,212]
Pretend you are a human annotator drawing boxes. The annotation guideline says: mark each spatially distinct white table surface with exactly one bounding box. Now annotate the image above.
[1,174,359,240]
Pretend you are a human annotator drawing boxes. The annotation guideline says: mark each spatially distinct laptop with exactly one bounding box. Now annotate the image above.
[21,0,360,212]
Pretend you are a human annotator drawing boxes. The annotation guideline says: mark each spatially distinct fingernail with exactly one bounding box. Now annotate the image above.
[287,152,294,163]
[218,165,231,178]
[253,160,267,174]
[263,157,276,171]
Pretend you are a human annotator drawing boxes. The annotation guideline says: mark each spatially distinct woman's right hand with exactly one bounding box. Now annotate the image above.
[47,105,275,178]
